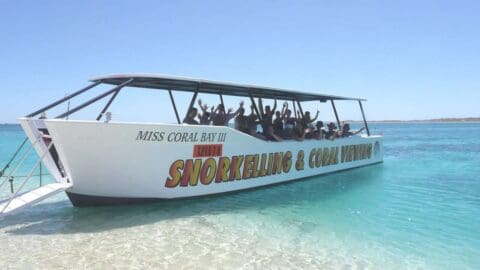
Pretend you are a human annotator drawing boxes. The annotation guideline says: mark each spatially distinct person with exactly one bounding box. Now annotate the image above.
[293,116,306,141]
[337,122,365,137]
[211,101,243,126]
[283,108,296,139]
[258,98,282,141]
[183,107,199,125]
[273,111,283,135]
[273,102,288,137]
[311,121,326,140]
[247,105,266,139]
[300,110,319,139]
[325,122,337,140]
[197,99,213,125]
[234,106,250,133]
[302,110,319,129]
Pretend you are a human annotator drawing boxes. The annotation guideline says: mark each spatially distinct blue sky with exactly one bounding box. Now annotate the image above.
[1,0,479,123]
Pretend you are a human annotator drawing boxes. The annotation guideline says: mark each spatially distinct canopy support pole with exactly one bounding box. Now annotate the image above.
[56,79,133,119]
[292,100,297,118]
[296,99,305,118]
[27,81,101,118]
[249,94,262,120]
[330,100,341,128]
[358,101,370,136]
[168,90,181,124]
[184,88,198,122]
[219,94,225,108]
[96,88,121,121]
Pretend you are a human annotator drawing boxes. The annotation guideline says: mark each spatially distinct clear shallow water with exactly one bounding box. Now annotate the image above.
[0,123,479,269]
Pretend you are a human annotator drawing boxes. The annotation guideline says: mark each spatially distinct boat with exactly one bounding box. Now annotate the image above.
[0,74,383,217]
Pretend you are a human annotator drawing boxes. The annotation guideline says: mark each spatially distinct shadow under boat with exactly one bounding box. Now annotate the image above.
[0,164,383,235]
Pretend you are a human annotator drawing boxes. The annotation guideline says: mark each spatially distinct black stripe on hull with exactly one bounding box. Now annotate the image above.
[66,192,162,207]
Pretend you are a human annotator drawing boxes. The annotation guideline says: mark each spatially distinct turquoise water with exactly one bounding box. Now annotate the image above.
[0,123,479,269]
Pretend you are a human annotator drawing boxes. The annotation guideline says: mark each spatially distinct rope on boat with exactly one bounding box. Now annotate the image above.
[0,138,28,178]
[0,135,43,191]
[0,136,50,194]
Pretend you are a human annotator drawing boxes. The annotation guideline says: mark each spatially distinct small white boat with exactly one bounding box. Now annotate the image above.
[0,74,383,216]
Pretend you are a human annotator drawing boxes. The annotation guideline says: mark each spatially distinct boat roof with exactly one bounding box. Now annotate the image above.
[91,73,365,102]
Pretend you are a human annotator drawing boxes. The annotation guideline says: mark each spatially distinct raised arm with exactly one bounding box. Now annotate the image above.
[281,102,288,119]
[232,101,244,116]
[209,105,217,118]
[197,99,207,113]
[271,99,277,115]
[309,110,320,123]
[352,127,365,135]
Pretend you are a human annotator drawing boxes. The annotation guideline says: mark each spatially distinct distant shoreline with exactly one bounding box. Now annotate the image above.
[358,117,480,124]
[368,121,480,124]
[343,117,480,124]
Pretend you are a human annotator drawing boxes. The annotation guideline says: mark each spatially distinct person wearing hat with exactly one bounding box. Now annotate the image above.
[312,121,327,140]
[339,123,352,137]
[326,122,337,140]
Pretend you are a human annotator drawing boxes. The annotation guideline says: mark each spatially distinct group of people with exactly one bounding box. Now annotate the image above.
[183,98,363,141]
[183,99,242,126]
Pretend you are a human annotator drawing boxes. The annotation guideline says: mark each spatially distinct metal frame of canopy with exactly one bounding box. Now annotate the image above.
[25,74,371,136]
[90,74,366,101]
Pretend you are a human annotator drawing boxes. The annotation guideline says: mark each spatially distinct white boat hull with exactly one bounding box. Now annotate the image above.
[20,119,384,206]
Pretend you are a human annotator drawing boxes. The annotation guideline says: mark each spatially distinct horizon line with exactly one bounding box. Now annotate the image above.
[1,116,479,125]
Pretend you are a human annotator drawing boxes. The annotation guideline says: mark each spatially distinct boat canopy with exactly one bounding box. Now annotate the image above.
[25,73,371,136]
[91,74,365,102]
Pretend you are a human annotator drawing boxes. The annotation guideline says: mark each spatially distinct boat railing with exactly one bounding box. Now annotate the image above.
[0,138,28,179]
[25,79,134,121]
[25,81,102,119]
